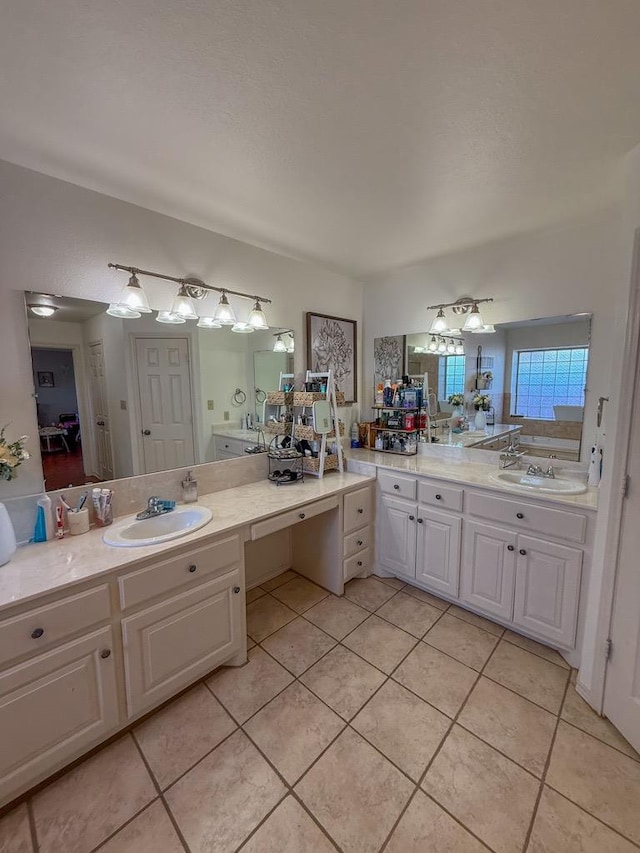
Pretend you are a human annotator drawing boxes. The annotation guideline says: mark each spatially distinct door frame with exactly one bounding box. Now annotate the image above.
[129,333,198,475]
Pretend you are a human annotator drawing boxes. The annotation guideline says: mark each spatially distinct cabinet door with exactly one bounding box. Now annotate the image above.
[122,570,242,718]
[460,521,516,620]
[513,535,582,648]
[0,627,119,806]
[415,506,461,597]
[377,496,417,578]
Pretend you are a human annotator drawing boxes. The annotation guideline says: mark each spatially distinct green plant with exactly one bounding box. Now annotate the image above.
[0,427,30,481]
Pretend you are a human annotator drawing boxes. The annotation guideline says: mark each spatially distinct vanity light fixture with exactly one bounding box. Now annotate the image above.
[455,341,465,355]
[247,299,269,330]
[27,303,58,318]
[156,311,186,324]
[273,334,287,353]
[106,303,141,319]
[437,338,447,354]
[170,284,198,320]
[428,336,438,353]
[231,321,254,334]
[413,346,424,354]
[428,307,449,335]
[471,323,496,334]
[462,303,485,331]
[197,316,222,329]
[446,339,456,354]
[427,296,493,337]
[286,334,295,353]
[117,273,152,314]
[213,292,237,326]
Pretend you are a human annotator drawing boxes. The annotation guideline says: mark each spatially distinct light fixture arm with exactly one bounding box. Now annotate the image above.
[426,297,493,314]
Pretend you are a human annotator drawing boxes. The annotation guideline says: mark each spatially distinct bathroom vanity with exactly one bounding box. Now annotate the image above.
[0,472,373,807]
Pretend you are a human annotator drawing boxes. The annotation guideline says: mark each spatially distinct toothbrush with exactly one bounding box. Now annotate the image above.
[77,491,88,513]
[59,494,72,512]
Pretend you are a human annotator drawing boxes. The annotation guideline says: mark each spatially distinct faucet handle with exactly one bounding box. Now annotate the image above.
[148,495,161,508]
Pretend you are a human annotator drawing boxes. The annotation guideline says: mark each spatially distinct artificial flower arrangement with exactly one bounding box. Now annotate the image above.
[0,427,30,481]
[447,393,466,407]
[473,393,491,411]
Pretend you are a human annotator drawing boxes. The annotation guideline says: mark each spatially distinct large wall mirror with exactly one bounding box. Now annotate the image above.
[25,294,294,490]
[375,313,591,460]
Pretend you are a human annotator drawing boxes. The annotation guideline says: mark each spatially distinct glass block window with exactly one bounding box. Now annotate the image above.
[512,347,588,419]
[438,355,466,400]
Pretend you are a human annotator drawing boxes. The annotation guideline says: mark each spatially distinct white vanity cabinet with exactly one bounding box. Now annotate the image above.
[416,507,461,597]
[378,495,417,578]
[460,520,517,620]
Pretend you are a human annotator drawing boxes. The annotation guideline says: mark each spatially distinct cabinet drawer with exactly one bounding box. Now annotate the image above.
[344,548,371,582]
[214,437,245,458]
[251,496,338,540]
[119,535,242,610]
[344,486,373,534]
[378,470,417,501]
[418,480,463,512]
[343,526,372,558]
[467,491,587,544]
[0,586,111,667]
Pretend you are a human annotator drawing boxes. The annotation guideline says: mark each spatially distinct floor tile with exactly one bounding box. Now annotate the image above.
[0,804,33,853]
[165,730,286,853]
[300,645,386,720]
[244,682,345,783]
[503,628,569,668]
[393,642,477,717]
[261,616,336,675]
[528,786,638,853]
[374,574,406,590]
[447,603,505,636]
[385,790,487,853]
[458,676,556,776]
[32,735,156,853]
[246,586,267,603]
[401,584,450,610]
[134,683,236,789]
[98,800,184,853]
[423,725,539,853]
[561,686,639,759]
[304,595,369,640]
[484,640,568,713]
[206,646,293,723]
[343,577,396,611]
[270,576,329,613]
[423,612,499,671]
[295,728,413,853]
[260,569,298,591]
[352,680,450,781]
[546,721,640,845]
[342,614,416,674]
[240,796,337,852]
[246,594,297,641]
[375,591,442,637]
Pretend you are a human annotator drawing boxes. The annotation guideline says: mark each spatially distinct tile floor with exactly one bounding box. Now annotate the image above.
[2,571,639,853]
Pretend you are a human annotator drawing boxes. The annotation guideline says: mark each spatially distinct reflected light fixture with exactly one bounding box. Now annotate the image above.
[455,341,465,355]
[213,292,236,326]
[28,304,58,318]
[471,324,496,334]
[429,308,449,334]
[197,316,222,329]
[462,303,485,331]
[231,321,254,334]
[413,346,424,354]
[107,303,141,319]
[446,339,456,354]
[118,273,152,313]
[273,334,287,353]
[428,336,438,353]
[286,334,295,353]
[170,284,198,320]
[247,299,269,330]
[156,311,186,324]
[437,338,447,354]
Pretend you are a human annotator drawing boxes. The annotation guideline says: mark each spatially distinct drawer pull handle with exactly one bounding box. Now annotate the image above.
[357,540,363,546]
[507,545,515,552]
[519,549,527,556]
[393,484,400,490]
[357,560,363,566]
[409,515,415,521]
[357,508,364,514]
[417,518,424,524]
[299,512,306,520]
[233,586,241,594]
[516,512,524,519]
[435,494,442,500]
[100,649,111,659]
[31,627,45,639]
[188,564,197,573]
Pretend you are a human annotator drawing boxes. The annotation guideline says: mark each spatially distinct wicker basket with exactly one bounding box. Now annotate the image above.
[293,391,346,407]
[266,391,294,406]
[264,421,292,436]
[302,453,339,474]
[294,421,345,441]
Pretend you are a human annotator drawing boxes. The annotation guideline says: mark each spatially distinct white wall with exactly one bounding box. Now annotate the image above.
[0,159,362,499]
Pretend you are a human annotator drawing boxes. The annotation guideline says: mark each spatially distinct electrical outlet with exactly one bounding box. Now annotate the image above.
[223,411,230,421]
[207,400,214,410]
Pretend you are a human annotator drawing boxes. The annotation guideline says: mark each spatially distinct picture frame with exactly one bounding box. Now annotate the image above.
[373,335,406,387]
[306,312,357,403]
[37,371,55,388]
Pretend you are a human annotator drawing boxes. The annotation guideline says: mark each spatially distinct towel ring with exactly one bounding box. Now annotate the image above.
[232,388,247,406]
[255,388,266,404]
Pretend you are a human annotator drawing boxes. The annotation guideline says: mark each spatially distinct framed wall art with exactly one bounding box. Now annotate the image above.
[373,335,406,387]
[306,312,357,402]
[37,371,55,388]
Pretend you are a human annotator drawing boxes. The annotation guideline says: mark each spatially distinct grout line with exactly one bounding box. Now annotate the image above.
[500,633,571,670]
[558,717,640,765]
[26,798,39,853]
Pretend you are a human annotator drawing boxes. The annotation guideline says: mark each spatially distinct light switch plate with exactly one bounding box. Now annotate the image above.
[207,400,214,410]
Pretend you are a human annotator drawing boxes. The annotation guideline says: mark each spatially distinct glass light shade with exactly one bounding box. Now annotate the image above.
[471,323,496,334]
[413,346,424,354]
[120,274,152,313]
[247,300,269,329]
[437,338,447,354]
[447,339,456,354]
[197,316,222,328]
[156,311,186,324]
[429,308,449,334]
[28,304,57,317]
[427,336,438,352]
[286,335,295,353]
[231,321,254,334]
[455,342,465,355]
[170,284,198,320]
[213,293,236,326]
[462,303,484,331]
[273,335,287,353]
[106,303,141,319]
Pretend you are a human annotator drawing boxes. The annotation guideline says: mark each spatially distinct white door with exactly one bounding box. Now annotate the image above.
[377,496,417,578]
[513,535,582,648]
[87,341,114,480]
[461,520,516,620]
[416,506,461,597]
[135,338,195,474]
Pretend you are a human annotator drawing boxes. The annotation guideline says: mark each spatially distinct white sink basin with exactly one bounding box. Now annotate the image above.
[488,471,587,495]
[103,505,213,547]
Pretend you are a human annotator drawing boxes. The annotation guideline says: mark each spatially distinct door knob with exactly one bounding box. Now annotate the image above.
[141,429,151,436]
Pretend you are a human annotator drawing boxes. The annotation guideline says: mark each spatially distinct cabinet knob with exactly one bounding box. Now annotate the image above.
[417,518,424,524]
[393,484,400,490]
[100,649,111,659]
[141,429,151,436]
[357,540,363,546]
[357,560,363,566]
[507,545,515,552]
[233,586,241,594]
[188,564,197,573]
[519,549,527,556]
[357,508,364,514]
[409,515,415,521]
[435,494,442,500]
[31,627,45,639]
[299,512,306,519]
[516,512,524,519]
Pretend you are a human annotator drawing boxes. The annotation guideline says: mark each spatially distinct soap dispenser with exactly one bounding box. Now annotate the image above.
[182,470,198,503]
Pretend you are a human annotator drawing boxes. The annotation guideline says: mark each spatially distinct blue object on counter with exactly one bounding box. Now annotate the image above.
[33,506,48,543]
[158,500,176,511]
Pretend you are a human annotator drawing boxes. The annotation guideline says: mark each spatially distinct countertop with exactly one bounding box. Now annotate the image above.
[211,428,264,442]
[0,472,373,614]
[438,423,522,448]
[345,449,598,511]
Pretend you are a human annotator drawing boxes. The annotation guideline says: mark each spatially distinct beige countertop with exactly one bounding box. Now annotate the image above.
[0,472,373,614]
[345,449,598,511]
[437,422,522,448]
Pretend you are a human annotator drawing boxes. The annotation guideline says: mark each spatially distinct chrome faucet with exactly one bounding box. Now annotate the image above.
[527,463,556,479]
[136,496,169,520]
[499,442,525,469]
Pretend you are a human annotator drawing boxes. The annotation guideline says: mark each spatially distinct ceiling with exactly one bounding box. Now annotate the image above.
[2,1,640,277]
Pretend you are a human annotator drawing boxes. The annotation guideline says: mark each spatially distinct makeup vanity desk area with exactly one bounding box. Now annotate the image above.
[0,472,374,808]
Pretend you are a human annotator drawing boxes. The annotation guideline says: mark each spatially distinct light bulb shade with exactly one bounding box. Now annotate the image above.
[428,336,438,352]
[446,340,456,354]
[28,304,57,317]
[455,343,465,355]
[273,335,287,353]
[231,321,254,334]
[106,303,141,319]
[286,335,295,353]
[437,339,447,354]
[213,293,236,326]
[429,308,449,334]
[120,274,151,313]
[170,284,198,320]
[247,300,269,329]
[413,346,424,354]
[471,323,496,334]
[156,311,186,324]
[197,316,222,328]
[462,303,484,331]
